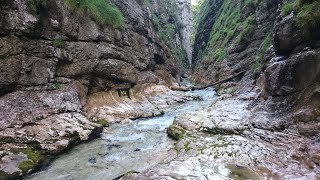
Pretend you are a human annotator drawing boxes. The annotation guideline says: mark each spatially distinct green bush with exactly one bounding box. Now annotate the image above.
[282,2,294,16]
[65,0,124,28]
[295,0,320,36]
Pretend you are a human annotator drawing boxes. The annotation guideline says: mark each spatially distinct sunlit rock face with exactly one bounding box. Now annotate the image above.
[176,0,194,66]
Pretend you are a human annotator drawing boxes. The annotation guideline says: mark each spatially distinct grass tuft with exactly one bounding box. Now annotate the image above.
[53,37,66,48]
[65,0,124,28]
[295,0,320,36]
[282,2,294,16]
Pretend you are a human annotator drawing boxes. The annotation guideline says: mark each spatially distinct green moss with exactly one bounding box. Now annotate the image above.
[96,118,109,127]
[18,160,35,174]
[167,125,187,141]
[21,148,43,163]
[54,81,62,89]
[53,37,66,48]
[184,141,191,152]
[65,0,124,28]
[282,2,294,16]
[295,0,320,36]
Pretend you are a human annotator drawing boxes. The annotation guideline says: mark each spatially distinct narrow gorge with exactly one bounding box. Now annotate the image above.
[0,0,319,179]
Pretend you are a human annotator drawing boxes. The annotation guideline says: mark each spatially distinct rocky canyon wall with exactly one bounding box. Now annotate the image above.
[176,0,193,66]
[192,0,320,138]
[0,0,192,179]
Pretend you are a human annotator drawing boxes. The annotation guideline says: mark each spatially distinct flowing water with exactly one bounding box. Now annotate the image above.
[28,88,217,180]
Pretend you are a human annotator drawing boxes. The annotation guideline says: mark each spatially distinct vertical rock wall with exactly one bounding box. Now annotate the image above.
[176,0,194,66]
[0,0,193,179]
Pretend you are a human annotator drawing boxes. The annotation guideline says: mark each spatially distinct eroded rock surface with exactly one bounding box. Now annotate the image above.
[0,0,192,179]
[122,87,320,180]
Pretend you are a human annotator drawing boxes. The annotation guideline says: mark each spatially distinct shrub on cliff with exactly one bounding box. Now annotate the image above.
[65,0,124,28]
[282,2,294,16]
[295,0,320,36]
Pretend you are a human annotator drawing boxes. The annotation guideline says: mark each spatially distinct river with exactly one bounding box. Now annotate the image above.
[28,87,217,180]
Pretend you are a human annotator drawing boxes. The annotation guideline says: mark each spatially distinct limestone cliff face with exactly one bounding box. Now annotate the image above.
[192,0,320,137]
[192,0,279,84]
[0,0,191,178]
[176,0,193,66]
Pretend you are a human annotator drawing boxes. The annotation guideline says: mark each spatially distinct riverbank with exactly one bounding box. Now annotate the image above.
[26,82,216,179]
[122,83,320,179]
[0,83,199,180]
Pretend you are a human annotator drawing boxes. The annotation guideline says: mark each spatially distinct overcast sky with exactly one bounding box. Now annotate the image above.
[191,0,199,5]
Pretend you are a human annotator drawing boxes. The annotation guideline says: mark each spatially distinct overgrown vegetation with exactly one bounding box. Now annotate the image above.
[14,147,45,174]
[65,0,124,28]
[196,0,257,63]
[280,0,320,36]
[295,0,320,36]
[238,15,255,44]
[282,2,294,16]
[18,160,34,174]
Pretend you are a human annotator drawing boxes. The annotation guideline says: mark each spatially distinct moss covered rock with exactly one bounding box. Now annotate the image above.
[167,125,187,140]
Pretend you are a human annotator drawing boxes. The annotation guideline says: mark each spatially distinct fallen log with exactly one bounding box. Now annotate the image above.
[171,71,245,92]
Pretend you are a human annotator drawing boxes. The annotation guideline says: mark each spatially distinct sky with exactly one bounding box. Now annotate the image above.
[191,0,199,5]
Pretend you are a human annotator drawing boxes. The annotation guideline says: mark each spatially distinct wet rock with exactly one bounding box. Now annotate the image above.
[88,157,96,164]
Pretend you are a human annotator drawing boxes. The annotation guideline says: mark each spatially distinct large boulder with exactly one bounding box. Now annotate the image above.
[263,49,320,97]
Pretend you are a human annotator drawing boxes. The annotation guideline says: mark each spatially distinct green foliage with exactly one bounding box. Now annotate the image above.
[53,37,66,48]
[15,148,44,174]
[54,81,62,89]
[214,48,227,61]
[194,0,262,65]
[238,15,255,43]
[96,118,109,127]
[200,0,243,62]
[295,0,320,36]
[282,2,294,16]
[18,160,35,174]
[65,0,124,28]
